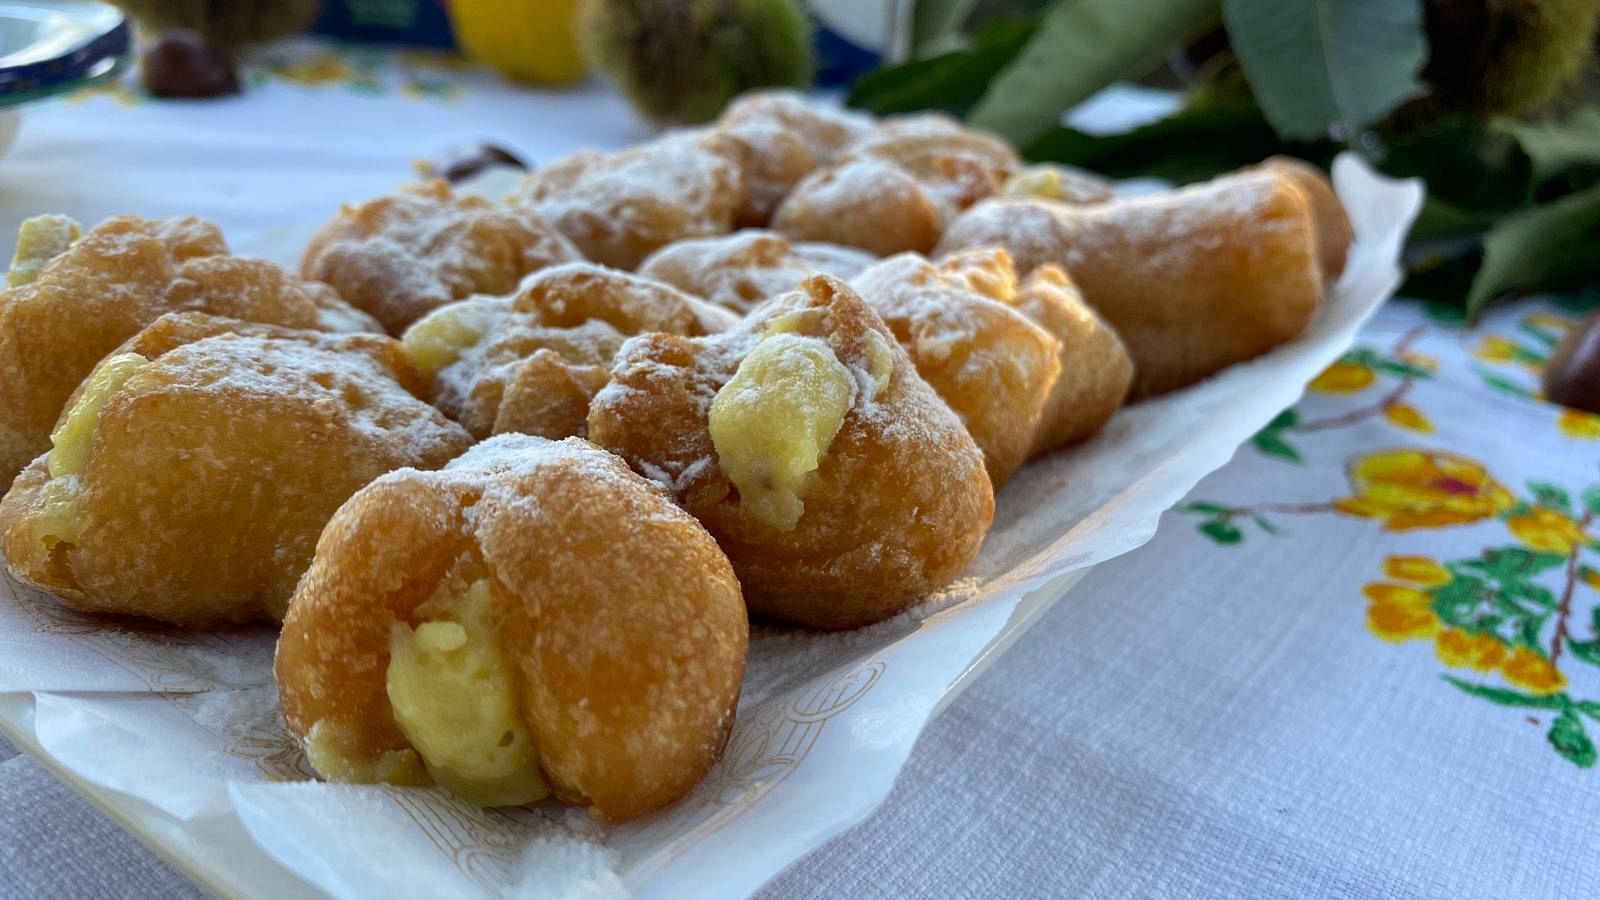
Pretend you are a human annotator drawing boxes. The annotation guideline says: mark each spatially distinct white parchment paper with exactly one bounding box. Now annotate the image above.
[0,155,1422,900]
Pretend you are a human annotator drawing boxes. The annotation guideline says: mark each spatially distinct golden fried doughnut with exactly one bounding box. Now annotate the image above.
[1001,163,1116,204]
[401,262,737,440]
[587,275,994,629]
[0,215,382,486]
[935,168,1323,398]
[1010,265,1133,453]
[714,90,874,226]
[772,158,945,256]
[507,131,744,269]
[772,114,1018,256]
[843,113,1019,213]
[638,230,876,315]
[0,312,472,626]
[849,252,1060,486]
[300,179,583,334]
[274,433,747,823]
[1255,156,1352,279]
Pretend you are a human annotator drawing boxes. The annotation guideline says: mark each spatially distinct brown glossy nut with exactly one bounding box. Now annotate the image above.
[1545,310,1600,414]
[428,143,529,185]
[141,29,240,99]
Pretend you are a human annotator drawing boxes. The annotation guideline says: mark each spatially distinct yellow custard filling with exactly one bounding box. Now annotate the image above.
[35,352,148,546]
[709,332,856,531]
[386,578,549,807]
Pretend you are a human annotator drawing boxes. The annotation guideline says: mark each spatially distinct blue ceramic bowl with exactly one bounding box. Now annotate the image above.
[0,1,128,108]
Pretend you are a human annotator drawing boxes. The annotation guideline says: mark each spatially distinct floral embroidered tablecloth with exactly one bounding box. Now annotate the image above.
[2,40,1597,900]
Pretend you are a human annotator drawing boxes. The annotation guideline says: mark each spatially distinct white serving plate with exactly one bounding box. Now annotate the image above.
[0,155,1423,899]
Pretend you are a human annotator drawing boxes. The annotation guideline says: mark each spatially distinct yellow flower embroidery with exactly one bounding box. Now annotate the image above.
[1383,554,1452,587]
[1396,351,1438,372]
[1336,450,1515,530]
[1583,567,1600,591]
[1525,312,1574,333]
[1502,647,1567,695]
[1558,409,1600,440]
[1383,403,1434,433]
[1473,336,1518,363]
[1309,361,1376,394]
[1507,507,1591,554]
[1363,582,1438,642]
[1434,628,1507,671]
[272,54,354,87]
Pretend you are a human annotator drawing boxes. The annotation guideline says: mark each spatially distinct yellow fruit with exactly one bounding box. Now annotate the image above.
[451,0,589,85]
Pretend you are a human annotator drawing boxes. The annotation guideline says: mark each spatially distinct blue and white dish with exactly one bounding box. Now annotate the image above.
[0,0,128,109]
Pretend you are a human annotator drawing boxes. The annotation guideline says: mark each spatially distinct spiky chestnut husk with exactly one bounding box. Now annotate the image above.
[112,0,319,49]
[580,0,814,126]
[1424,0,1600,116]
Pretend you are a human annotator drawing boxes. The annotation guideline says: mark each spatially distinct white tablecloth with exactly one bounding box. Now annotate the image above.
[4,41,1598,900]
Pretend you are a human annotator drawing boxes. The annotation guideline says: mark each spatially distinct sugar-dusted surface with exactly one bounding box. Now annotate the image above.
[0,155,1421,900]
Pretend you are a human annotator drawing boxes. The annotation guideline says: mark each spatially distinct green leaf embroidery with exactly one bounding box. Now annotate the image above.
[967,0,1221,145]
[1517,320,1562,350]
[1251,430,1304,463]
[1251,514,1284,536]
[1475,368,1537,400]
[1577,700,1600,722]
[1568,637,1600,666]
[1199,519,1245,546]
[1515,615,1548,649]
[1372,360,1434,379]
[1549,708,1598,768]
[1466,183,1600,316]
[1443,676,1567,709]
[1222,0,1427,141]
[1528,482,1574,514]
[1462,548,1570,580]
[1267,408,1300,429]
[1580,486,1600,516]
[1180,502,1233,515]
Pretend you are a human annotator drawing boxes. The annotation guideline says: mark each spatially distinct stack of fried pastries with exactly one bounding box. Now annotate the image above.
[0,91,1353,821]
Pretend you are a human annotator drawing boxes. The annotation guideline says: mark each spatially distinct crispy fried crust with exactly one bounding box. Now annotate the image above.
[275,434,748,823]
[936,168,1324,398]
[0,313,471,625]
[0,216,381,486]
[301,180,583,333]
[587,276,994,629]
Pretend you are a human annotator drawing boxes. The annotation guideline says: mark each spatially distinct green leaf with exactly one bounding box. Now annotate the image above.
[847,17,1040,116]
[1267,408,1300,430]
[1577,700,1600,722]
[1378,118,1533,216]
[968,0,1222,145]
[1251,514,1284,536]
[1408,196,1498,242]
[1549,708,1598,768]
[1516,615,1548,648]
[1494,109,1600,186]
[1199,519,1244,545]
[1466,548,1571,580]
[1517,320,1563,350]
[1580,486,1600,516]
[1528,481,1574,514]
[1180,502,1233,515]
[1251,430,1303,463]
[1222,0,1427,141]
[910,0,982,54]
[1420,299,1469,326]
[1024,101,1298,183]
[1467,183,1600,316]
[1443,676,1567,709]
[1506,580,1559,610]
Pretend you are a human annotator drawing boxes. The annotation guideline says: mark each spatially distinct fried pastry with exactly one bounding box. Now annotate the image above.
[587,275,994,630]
[402,262,737,440]
[300,179,583,334]
[637,230,876,315]
[507,131,744,269]
[935,168,1324,398]
[714,90,874,226]
[1001,163,1115,205]
[849,252,1061,486]
[771,113,1019,256]
[0,312,472,626]
[0,215,382,487]
[1256,156,1353,279]
[275,433,747,823]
